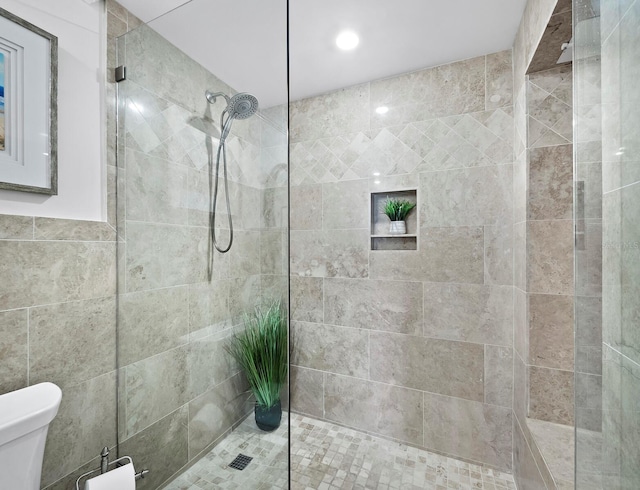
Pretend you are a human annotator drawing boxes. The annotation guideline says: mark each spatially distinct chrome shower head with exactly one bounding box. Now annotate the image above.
[226,93,259,120]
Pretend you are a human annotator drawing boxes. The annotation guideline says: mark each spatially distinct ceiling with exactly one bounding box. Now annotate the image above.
[117,0,528,108]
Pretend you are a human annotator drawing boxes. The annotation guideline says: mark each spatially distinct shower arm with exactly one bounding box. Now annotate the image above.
[205,90,231,105]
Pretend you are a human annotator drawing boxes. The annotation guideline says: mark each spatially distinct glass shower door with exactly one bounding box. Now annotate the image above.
[114,2,289,488]
[574,0,640,487]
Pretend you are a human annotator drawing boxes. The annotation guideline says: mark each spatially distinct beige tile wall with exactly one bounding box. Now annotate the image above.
[289,50,515,471]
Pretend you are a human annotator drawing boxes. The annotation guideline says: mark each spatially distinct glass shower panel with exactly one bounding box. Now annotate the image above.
[114,2,288,488]
[574,0,640,487]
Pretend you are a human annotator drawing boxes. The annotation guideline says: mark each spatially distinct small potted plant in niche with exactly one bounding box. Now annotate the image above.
[382,197,416,235]
[226,300,288,432]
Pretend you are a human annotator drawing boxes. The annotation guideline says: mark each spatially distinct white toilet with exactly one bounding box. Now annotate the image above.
[0,382,63,490]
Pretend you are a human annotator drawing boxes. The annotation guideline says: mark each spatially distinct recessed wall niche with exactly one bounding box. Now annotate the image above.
[370,189,418,251]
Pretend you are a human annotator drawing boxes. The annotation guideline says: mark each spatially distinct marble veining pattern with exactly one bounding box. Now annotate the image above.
[164,413,516,490]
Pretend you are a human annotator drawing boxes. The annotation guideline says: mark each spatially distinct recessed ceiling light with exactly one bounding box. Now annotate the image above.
[336,31,359,51]
[375,106,389,115]
[373,172,381,176]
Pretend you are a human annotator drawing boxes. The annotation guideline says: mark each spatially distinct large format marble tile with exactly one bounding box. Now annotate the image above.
[125,222,206,292]
[420,165,512,227]
[485,345,513,408]
[0,309,28,395]
[123,345,190,438]
[188,281,230,338]
[119,286,189,366]
[529,365,574,425]
[0,215,33,239]
[0,241,116,310]
[29,297,116,388]
[290,276,323,323]
[119,405,189,490]
[290,366,324,419]
[125,149,189,225]
[188,372,251,458]
[423,283,512,346]
[33,218,116,241]
[188,331,238,399]
[484,223,514,285]
[291,321,369,378]
[486,50,514,110]
[290,184,322,230]
[371,227,484,283]
[322,179,369,230]
[423,393,512,470]
[514,287,528,363]
[41,372,117,487]
[527,220,574,295]
[528,144,573,220]
[290,83,370,143]
[290,229,369,278]
[229,230,261,277]
[324,374,423,446]
[370,332,484,401]
[325,278,423,335]
[370,57,485,128]
[529,293,574,370]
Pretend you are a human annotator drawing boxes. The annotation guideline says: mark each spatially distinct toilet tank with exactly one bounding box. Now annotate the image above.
[0,383,63,490]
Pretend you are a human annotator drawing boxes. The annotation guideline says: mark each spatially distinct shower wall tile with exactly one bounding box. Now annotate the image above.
[528,144,573,220]
[289,50,515,470]
[420,165,512,227]
[324,278,423,335]
[423,283,513,346]
[0,309,28,395]
[423,393,512,470]
[527,219,574,295]
[119,286,190,366]
[41,372,117,487]
[529,365,574,425]
[125,222,206,292]
[261,230,284,275]
[290,366,324,419]
[370,332,484,401]
[484,223,514,285]
[187,372,251,458]
[291,321,369,378]
[188,332,239,399]
[486,50,514,110]
[125,149,189,225]
[324,374,423,446]
[34,218,116,241]
[119,405,189,490]
[290,184,322,230]
[290,276,323,323]
[123,345,190,438]
[0,214,33,239]
[228,275,262,325]
[420,226,485,283]
[370,56,485,128]
[290,83,370,143]
[29,297,117,388]
[529,293,574,370]
[0,241,116,311]
[290,229,369,278]
[322,179,369,229]
[513,351,528,423]
[229,230,261,276]
[188,281,230,338]
[484,345,514,408]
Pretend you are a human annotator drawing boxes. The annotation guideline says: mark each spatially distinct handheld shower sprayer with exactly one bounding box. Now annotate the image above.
[205,90,259,253]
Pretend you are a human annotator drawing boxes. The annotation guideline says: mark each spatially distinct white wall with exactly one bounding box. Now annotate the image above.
[0,0,105,221]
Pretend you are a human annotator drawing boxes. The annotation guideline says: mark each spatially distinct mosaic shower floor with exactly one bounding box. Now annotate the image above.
[164,413,516,490]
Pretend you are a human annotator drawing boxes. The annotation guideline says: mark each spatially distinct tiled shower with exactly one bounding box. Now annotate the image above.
[0,0,637,489]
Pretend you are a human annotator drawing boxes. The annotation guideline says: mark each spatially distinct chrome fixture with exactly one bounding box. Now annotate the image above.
[205,91,259,253]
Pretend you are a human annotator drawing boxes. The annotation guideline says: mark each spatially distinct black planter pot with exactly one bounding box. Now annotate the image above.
[255,400,282,432]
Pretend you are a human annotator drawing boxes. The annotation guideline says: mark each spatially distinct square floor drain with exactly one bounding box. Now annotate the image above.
[229,453,253,470]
